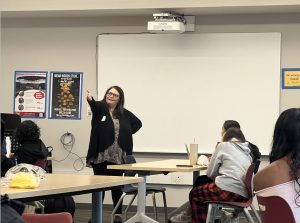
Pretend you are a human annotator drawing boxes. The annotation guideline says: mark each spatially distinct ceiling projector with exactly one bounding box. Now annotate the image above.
[147,12,186,33]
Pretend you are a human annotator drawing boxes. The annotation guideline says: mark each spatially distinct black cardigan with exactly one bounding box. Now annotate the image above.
[86,98,142,162]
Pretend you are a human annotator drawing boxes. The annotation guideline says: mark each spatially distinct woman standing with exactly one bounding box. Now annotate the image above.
[86,86,142,219]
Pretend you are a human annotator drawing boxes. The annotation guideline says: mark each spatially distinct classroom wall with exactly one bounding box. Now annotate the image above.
[2,13,300,207]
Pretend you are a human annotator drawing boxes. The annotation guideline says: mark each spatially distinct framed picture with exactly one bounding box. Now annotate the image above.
[14,71,47,118]
[282,68,300,89]
[48,71,83,120]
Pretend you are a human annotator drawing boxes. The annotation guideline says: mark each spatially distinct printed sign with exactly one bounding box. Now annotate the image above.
[282,68,300,89]
[14,71,47,118]
[49,71,83,119]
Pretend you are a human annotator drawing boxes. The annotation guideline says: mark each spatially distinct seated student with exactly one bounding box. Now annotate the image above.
[15,120,48,165]
[222,120,261,163]
[171,127,252,223]
[1,194,25,223]
[254,108,300,221]
[171,121,259,223]
[1,119,15,177]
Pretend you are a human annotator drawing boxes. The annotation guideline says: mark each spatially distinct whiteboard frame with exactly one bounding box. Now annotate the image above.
[96,33,281,155]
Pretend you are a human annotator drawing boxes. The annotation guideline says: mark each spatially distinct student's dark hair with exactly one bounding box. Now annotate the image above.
[102,86,125,118]
[1,119,6,144]
[222,127,246,142]
[15,120,40,144]
[269,108,300,205]
[223,120,240,131]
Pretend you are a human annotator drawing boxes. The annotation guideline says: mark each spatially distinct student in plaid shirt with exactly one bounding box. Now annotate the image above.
[171,127,252,223]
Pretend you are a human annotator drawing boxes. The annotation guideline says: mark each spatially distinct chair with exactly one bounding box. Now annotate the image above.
[35,158,47,170]
[35,146,53,172]
[111,155,168,223]
[22,212,73,223]
[256,195,295,223]
[205,160,261,223]
[32,158,48,213]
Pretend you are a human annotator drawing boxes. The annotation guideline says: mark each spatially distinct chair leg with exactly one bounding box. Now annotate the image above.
[111,193,126,223]
[161,191,168,223]
[124,193,138,221]
[206,204,213,223]
[243,208,255,223]
[250,204,262,223]
[34,201,44,213]
[152,193,158,220]
[211,204,218,222]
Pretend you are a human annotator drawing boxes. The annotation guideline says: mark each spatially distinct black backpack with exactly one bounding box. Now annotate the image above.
[1,194,25,223]
[44,196,75,217]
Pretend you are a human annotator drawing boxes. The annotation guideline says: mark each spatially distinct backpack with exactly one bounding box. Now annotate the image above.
[1,194,25,223]
[44,196,75,217]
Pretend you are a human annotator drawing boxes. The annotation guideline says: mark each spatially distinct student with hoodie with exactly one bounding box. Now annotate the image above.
[192,127,252,222]
[221,120,261,163]
[171,127,252,223]
[15,120,48,165]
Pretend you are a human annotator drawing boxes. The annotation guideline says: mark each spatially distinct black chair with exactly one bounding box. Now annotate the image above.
[111,155,168,223]
[1,113,21,153]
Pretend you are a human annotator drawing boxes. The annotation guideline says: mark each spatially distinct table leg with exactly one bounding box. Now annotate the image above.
[125,176,159,223]
[92,191,103,223]
[193,171,199,184]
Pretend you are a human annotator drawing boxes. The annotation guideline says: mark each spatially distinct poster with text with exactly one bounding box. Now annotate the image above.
[49,71,83,119]
[282,68,300,89]
[14,71,47,118]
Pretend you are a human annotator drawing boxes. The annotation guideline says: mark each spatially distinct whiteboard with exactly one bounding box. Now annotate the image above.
[97,33,281,155]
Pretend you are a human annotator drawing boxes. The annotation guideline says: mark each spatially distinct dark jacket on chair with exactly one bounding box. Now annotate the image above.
[1,153,15,177]
[248,142,261,163]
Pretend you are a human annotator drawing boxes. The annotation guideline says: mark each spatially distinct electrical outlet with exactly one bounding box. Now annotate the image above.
[184,16,195,32]
[171,174,185,184]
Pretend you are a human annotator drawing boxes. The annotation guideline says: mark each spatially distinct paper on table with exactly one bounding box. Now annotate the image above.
[197,155,209,166]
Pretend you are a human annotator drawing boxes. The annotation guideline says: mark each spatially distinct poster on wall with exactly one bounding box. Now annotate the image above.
[282,68,300,89]
[14,71,47,118]
[49,71,83,119]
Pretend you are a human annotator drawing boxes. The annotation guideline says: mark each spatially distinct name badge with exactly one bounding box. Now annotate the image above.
[101,116,106,121]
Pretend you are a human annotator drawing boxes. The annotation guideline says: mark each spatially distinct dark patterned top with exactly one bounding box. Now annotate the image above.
[90,118,125,165]
[86,98,142,166]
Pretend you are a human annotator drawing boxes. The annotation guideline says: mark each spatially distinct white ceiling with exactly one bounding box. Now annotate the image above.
[2,1,300,18]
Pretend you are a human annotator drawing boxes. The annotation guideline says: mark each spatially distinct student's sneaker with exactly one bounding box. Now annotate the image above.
[220,209,239,223]
[170,210,192,223]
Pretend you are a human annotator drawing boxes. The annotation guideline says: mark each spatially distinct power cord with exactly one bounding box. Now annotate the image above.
[53,132,86,171]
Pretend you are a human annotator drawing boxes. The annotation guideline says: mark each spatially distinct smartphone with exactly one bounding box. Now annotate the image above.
[176,164,193,167]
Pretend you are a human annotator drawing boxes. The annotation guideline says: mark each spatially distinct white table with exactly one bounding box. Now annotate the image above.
[108,159,207,223]
[1,173,143,223]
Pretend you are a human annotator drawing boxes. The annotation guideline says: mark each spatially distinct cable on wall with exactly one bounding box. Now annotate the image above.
[53,132,85,171]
